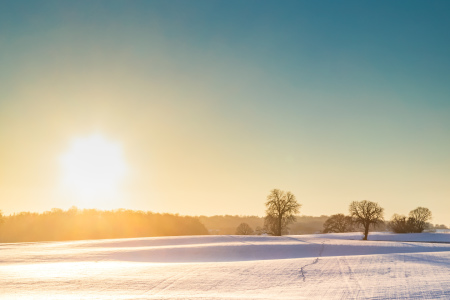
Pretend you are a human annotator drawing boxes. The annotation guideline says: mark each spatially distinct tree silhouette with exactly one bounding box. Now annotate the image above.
[235,222,254,235]
[264,189,301,236]
[389,214,411,233]
[349,200,384,240]
[408,207,432,233]
[389,207,432,233]
[0,208,208,243]
[323,214,354,233]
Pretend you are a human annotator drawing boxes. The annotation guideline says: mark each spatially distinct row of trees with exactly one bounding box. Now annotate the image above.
[322,200,385,240]
[390,207,432,233]
[323,205,433,238]
[0,208,208,243]
[208,214,327,235]
[1,190,438,242]
[234,189,435,240]
[260,189,386,240]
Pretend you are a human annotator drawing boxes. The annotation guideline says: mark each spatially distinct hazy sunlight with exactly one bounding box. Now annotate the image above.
[59,134,128,202]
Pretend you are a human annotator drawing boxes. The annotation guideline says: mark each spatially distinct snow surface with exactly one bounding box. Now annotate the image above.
[1,232,449,299]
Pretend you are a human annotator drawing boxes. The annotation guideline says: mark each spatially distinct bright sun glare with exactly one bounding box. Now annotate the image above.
[60,134,128,202]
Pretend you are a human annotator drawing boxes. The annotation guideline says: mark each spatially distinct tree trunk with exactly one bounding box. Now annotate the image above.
[277,215,282,236]
[363,224,369,240]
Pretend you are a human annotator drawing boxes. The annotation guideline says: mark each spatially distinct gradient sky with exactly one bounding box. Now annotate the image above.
[1,1,449,225]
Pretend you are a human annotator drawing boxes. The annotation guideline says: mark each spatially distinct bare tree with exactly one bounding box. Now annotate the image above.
[389,214,411,233]
[389,207,433,233]
[264,189,301,236]
[408,207,432,233]
[323,214,354,233]
[235,223,254,235]
[349,200,384,240]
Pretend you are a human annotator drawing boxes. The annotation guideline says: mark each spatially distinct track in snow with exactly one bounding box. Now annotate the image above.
[300,241,325,282]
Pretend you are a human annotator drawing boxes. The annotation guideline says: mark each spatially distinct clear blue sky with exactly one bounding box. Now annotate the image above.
[1,1,449,224]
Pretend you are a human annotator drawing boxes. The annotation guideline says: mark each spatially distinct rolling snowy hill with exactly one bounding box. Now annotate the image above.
[1,232,449,299]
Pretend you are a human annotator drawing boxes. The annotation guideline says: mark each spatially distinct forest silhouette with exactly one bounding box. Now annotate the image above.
[0,207,208,243]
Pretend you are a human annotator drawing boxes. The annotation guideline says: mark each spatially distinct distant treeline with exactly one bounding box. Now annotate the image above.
[6,208,444,243]
[199,214,446,236]
[198,215,330,235]
[0,208,208,243]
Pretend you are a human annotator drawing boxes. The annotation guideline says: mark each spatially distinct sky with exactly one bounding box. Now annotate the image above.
[0,1,449,225]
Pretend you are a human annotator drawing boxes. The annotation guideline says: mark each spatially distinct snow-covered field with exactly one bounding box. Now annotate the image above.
[1,232,449,299]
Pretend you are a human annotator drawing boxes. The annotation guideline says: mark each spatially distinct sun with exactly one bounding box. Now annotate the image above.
[59,134,128,203]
